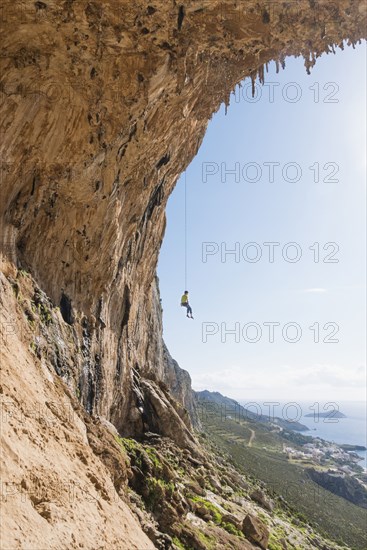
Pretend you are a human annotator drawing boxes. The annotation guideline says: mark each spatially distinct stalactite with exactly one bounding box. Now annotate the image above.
[251,72,256,97]
[258,64,265,85]
[224,92,230,115]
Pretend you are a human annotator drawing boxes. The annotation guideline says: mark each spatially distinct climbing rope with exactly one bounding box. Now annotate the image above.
[184,171,188,290]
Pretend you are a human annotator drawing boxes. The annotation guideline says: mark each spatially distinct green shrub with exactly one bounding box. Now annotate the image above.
[114,436,140,464]
[189,496,222,524]
[145,446,162,471]
[172,536,186,549]
[115,436,138,454]
[268,542,284,550]
[146,477,165,507]
[221,522,243,537]
[145,476,175,508]
[197,531,216,549]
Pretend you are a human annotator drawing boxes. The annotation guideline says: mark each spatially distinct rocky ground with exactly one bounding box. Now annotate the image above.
[0,266,355,549]
[117,430,355,550]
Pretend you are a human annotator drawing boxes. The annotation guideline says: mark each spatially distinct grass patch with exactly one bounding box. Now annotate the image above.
[18,269,30,278]
[115,435,138,452]
[268,527,288,550]
[114,436,140,463]
[221,522,243,537]
[146,476,175,507]
[268,539,285,550]
[31,300,52,325]
[145,446,163,471]
[189,495,222,524]
[197,531,216,549]
[30,341,37,353]
[172,536,186,550]
[116,437,164,471]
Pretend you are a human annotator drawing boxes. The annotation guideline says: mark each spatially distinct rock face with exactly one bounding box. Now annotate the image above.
[163,341,201,429]
[242,514,270,550]
[0,1,366,548]
[250,489,275,513]
[0,273,154,550]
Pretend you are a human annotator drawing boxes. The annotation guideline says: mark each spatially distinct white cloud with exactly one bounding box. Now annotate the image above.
[290,363,365,388]
[192,363,366,401]
[302,288,327,293]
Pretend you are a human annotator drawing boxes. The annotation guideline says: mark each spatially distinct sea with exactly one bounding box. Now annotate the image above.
[238,400,367,470]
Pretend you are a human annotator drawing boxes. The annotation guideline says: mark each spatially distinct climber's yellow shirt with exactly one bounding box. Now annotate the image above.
[181,294,188,304]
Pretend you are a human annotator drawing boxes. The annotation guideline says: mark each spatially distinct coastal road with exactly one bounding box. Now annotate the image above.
[248,428,255,447]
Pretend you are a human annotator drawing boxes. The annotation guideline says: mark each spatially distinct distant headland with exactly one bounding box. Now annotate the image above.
[304,410,346,419]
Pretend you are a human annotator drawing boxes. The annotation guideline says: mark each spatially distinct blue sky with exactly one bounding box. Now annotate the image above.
[158,42,366,402]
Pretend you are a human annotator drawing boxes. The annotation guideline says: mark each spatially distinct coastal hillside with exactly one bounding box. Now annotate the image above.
[1,1,366,548]
[195,390,310,432]
[198,397,367,549]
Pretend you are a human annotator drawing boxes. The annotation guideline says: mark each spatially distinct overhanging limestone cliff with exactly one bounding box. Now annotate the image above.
[1,0,366,442]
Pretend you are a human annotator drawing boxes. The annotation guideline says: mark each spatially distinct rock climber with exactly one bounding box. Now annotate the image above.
[180,290,194,319]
